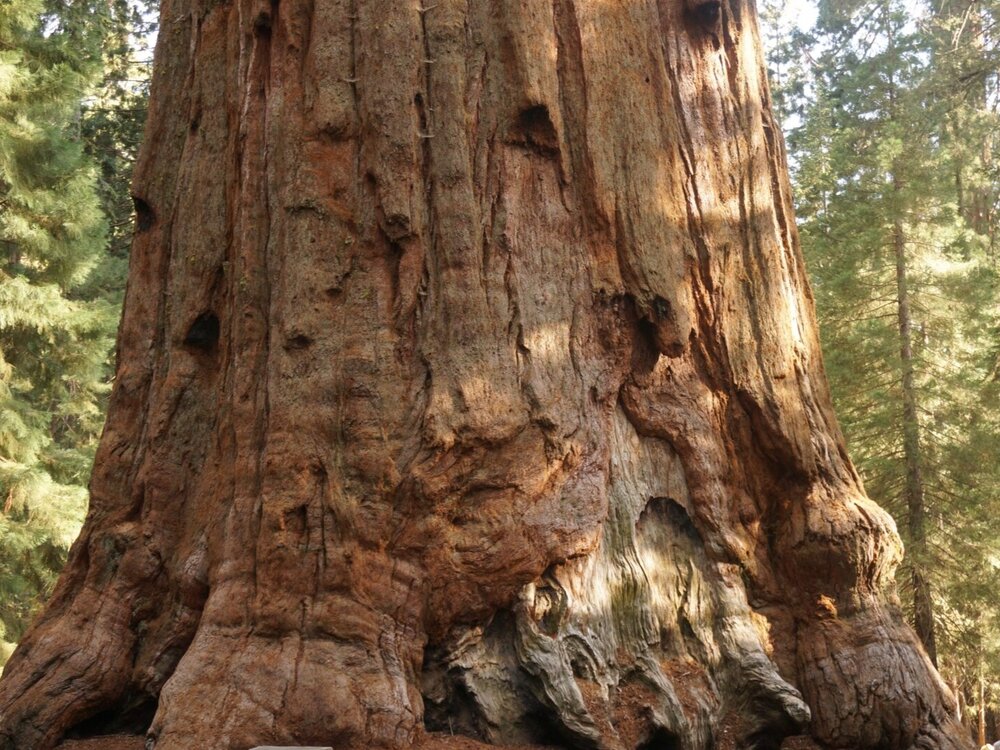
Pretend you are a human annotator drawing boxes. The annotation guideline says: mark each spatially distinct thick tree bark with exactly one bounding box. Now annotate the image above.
[0,1,972,749]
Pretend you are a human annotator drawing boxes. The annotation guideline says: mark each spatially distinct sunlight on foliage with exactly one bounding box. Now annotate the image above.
[0,0,153,664]
[764,0,1000,735]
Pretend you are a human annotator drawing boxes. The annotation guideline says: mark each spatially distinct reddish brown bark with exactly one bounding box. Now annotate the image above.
[0,1,972,749]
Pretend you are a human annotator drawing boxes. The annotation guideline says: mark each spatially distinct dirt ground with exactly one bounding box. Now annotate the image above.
[56,730,822,749]
[56,737,143,750]
[56,734,558,750]
[55,734,825,750]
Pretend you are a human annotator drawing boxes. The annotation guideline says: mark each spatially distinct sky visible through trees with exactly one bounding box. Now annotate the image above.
[0,0,154,661]
[763,0,1000,739]
[0,0,997,742]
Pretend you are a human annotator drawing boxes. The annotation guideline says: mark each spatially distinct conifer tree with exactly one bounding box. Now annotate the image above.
[924,0,1000,732]
[764,0,1000,732]
[82,0,155,268]
[0,0,120,659]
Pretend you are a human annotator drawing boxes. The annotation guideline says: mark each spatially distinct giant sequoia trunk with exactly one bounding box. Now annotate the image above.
[0,1,973,749]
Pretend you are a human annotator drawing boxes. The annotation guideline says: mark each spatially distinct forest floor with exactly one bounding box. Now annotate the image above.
[55,735,560,750]
[56,732,823,749]
[57,737,141,750]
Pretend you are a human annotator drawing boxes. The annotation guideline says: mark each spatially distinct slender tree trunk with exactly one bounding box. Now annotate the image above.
[0,1,972,749]
[980,669,988,747]
[892,206,937,666]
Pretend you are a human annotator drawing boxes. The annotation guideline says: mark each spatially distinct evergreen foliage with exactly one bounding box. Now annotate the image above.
[763,0,1000,735]
[0,0,152,661]
[82,0,154,267]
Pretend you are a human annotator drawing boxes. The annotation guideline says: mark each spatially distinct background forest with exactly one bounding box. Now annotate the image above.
[763,0,1000,740]
[0,0,997,743]
[0,0,152,658]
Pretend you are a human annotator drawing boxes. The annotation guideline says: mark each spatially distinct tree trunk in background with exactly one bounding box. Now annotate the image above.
[979,672,987,746]
[0,1,972,749]
[892,210,937,666]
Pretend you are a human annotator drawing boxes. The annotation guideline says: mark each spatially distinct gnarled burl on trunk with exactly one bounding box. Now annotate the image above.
[0,0,972,748]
